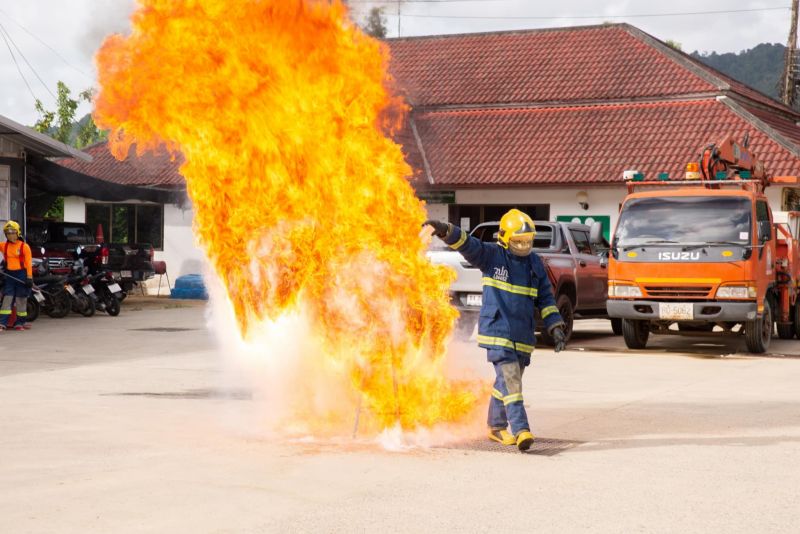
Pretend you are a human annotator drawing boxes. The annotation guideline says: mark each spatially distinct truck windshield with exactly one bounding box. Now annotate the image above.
[615,196,752,247]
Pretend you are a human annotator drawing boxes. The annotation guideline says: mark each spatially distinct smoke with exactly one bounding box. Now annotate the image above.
[81,0,135,58]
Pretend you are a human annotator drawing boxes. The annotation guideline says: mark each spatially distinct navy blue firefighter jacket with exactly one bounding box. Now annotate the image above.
[444,225,564,356]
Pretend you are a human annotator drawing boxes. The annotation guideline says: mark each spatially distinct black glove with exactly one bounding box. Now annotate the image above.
[552,326,567,353]
[423,219,450,238]
[25,278,34,289]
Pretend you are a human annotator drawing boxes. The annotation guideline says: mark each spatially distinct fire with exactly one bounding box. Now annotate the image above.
[93,0,482,433]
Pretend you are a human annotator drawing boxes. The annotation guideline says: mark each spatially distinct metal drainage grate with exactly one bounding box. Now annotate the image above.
[438,437,583,456]
[129,327,199,332]
[105,388,252,400]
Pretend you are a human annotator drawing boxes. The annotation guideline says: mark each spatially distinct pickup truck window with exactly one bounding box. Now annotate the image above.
[470,223,554,248]
[570,230,593,254]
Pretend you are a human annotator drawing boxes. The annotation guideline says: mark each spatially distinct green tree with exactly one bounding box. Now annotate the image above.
[665,39,682,51]
[362,6,387,39]
[32,82,108,220]
[33,81,106,149]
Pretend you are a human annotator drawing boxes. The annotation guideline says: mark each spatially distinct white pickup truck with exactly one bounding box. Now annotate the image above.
[428,220,620,343]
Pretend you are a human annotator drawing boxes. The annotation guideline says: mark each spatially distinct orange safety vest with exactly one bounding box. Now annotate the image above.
[2,240,32,278]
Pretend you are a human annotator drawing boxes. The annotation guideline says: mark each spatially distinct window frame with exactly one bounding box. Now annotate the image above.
[85,202,165,251]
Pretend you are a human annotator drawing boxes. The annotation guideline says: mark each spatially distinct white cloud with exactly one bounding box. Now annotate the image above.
[0,0,791,126]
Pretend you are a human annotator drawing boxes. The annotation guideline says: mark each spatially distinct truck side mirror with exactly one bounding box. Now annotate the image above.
[589,222,603,244]
[758,221,772,242]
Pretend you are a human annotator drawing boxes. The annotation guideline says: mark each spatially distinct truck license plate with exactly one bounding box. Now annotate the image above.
[659,302,693,320]
[466,294,482,307]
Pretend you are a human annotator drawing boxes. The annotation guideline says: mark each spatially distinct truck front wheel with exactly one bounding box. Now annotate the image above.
[610,318,622,335]
[745,300,772,353]
[622,319,649,349]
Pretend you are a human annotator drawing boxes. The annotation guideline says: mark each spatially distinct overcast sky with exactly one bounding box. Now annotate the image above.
[0,0,792,127]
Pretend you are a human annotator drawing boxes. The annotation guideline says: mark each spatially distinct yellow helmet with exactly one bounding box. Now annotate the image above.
[498,209,535,256]
[3,220,21,235]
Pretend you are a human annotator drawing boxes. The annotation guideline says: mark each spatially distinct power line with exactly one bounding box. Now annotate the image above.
[0,21,57,102]
[0,7,93,82]
[395,6,791,20]
[0,23,41,109]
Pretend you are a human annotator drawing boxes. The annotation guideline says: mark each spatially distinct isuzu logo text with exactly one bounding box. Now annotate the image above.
[658,251,701,261]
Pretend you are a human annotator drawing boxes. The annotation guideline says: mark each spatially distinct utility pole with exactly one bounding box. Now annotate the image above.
[781,0,799,106]
[397,0,401,37]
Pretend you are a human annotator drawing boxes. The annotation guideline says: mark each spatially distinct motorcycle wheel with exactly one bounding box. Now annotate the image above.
[79,294,96,317]
[105,297,121,317]
[26,296,40,322]
[46,290,71,319]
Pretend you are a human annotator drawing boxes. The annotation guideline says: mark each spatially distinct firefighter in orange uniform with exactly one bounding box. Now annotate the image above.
[1,221,34,331]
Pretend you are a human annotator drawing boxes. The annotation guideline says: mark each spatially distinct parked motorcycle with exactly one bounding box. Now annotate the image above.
[90,270,123,316]
[64,257,96,317]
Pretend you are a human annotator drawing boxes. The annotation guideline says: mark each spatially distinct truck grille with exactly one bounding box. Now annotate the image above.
[644,285,713,298]
[47,258,74,271]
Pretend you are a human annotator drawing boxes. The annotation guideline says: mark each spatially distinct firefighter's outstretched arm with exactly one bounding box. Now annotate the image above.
[532,255,567,352]
[424,220,494,271]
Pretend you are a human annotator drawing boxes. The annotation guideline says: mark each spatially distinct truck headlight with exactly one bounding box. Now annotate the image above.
[716,285,756,299]
[609,284,642,298]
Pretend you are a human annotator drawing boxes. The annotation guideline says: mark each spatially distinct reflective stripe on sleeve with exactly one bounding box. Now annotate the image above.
[541,305,559,318]
[449,231,468,250]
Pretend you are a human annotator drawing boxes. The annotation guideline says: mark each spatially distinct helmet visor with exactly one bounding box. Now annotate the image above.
[508,234,533,256]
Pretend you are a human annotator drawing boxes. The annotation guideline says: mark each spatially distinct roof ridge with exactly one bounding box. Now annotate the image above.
[415,96,718,116]
[386,22,630,42]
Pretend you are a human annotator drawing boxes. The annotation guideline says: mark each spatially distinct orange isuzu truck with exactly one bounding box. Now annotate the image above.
[608,135,800,353]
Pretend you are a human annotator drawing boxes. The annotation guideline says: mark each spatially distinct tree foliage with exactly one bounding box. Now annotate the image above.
[363,7,388,39]
[691,43,786,101]
[33,81,107,149]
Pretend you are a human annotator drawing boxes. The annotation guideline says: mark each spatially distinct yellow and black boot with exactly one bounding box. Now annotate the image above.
[488,428,516,446]
[516,430,534,451]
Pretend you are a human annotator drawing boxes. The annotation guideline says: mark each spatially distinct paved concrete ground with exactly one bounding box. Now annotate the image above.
[1,307,799,533]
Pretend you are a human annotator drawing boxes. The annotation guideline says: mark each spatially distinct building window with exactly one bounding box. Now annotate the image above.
[85,203,164,250]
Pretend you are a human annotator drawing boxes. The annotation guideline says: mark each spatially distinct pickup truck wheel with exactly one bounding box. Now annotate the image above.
[622,319,649,349]
[745,300,772,353]
[610,318,622,335]
[540,294,574,346]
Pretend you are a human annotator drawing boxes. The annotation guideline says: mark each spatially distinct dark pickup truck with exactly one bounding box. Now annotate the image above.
[428,220,619,343]
[26,220,155,294]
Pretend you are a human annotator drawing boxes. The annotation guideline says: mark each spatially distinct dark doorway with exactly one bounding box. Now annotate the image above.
[448,204,550,233]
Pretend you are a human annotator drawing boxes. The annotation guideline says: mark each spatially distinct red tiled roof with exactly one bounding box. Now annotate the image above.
[57,142,184,187]
[409,99,800,187]
[388,25,716,107]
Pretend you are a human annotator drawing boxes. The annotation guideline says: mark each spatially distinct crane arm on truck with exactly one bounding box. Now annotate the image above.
[698,133,769,191]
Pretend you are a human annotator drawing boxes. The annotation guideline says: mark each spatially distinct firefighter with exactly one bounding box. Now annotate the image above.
[1,221,33,331]
[425,209,566,451]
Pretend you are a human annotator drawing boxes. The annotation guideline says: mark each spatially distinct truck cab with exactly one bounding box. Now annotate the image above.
[608,187,779,353]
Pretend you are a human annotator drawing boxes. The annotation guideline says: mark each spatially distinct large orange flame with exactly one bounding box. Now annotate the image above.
[93,0,481,433]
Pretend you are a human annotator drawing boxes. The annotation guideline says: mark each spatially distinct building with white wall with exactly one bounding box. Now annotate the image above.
[389,25,800,235]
